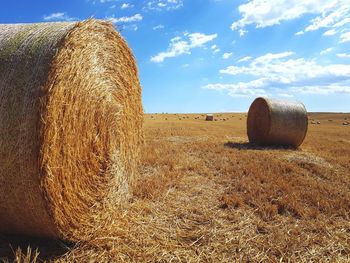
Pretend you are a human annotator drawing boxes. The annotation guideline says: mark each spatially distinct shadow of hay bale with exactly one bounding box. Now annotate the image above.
[0,235,72,261]
[224,142,295,151]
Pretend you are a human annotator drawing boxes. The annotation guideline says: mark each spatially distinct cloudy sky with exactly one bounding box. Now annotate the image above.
[1,0,350,112]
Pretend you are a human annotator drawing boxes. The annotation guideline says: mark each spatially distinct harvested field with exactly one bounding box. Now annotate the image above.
[1,112,350,262]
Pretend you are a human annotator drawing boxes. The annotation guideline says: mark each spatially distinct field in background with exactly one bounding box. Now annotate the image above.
[1,113,350,262]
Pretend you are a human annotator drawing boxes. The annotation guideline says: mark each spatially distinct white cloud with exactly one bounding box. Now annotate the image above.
[239,29,247,37]
[107,14,143,23]
[337,53,350,58]
[237,56,252,63]
[340,31,350,42]
[188,33,217,46]
[278,93,294,98]
[231,0,350,40]
[231,1,329,30]
[205,51,350,97]
[211,45,220,54]
[121,3,134,9]
[291,85,350,95]
[123,24,138,31]
[153,24,165,30]
[43,12,75,21]
[222,52,233,59]
[151,32,218,63]
[210,45,221,54]
[333,17,350,27]
[146,0,183,11]
[203,82,267,98]
[323,29,337,36]
[303,2,350,33]
[320,47,333,55]
[295,31,304,36]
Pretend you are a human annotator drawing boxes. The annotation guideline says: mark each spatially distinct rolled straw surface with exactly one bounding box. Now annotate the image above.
[247,97,308,147]
[0,19,143,240]
[205,114,214,121]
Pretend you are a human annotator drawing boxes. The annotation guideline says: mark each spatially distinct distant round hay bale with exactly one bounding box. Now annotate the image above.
[206,114,214,121]
[0,19,143,240]
[247,97,308,147]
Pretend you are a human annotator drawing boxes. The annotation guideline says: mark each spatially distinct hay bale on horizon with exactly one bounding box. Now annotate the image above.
[247,97,308,147]
[0,19,143,240]
[205,114,214,121]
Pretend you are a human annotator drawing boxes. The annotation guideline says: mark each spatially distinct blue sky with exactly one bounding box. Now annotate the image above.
[1,0,350,113]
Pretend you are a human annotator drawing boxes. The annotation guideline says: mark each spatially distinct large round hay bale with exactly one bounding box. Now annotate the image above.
[205,114,214,121]
[0,19,143,240]
[247,97,308,147]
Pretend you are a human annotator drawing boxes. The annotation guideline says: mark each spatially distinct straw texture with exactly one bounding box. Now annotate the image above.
[0,19,143,240]
[205,114,214,121]
[247,97,308,147]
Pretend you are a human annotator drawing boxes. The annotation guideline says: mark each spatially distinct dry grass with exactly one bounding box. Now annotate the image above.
[1,112,349,262]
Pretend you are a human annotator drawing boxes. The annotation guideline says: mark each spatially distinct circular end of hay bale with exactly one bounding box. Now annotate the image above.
[0,19,143,240]
[205,114,214,121]
[247,98,271,145]
[40,20,143,239]
[247,97,308,147]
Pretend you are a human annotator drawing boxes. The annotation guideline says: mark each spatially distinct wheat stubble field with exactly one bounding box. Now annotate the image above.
[1,112,350,262]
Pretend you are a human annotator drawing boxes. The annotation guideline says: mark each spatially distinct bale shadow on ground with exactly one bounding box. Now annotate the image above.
[224,142,296,151]
[0,234,73,261]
